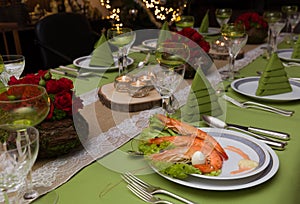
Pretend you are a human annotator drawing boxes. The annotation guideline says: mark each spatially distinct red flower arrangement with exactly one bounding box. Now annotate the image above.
[8,70,83,121]
[176,27,210,53]
[235,12,268,30]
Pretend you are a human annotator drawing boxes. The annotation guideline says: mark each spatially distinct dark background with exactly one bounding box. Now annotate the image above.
[0,0,300,75]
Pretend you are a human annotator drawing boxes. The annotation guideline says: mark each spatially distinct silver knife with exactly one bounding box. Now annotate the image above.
[201,115,287,150]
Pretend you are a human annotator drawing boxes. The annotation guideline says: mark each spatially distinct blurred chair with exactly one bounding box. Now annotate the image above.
[35,12,99,69]
[0,22,22,55]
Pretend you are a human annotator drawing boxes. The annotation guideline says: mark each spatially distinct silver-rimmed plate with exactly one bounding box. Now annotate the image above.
[73,55,134,70]
[231,76,300,102]
[152,128,279,191]
[196,27,220,36]
[277,49,300,62]
[142,39,157,49]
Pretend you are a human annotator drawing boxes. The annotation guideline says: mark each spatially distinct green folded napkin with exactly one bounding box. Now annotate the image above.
[256,53,292,96]
[181,68,222,123]
[198,10,209,33]
[292,34,300,59]
[89,34,114,67]
[157,21,171,45]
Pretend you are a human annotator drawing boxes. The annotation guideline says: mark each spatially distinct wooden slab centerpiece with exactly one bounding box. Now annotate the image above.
[98,82,162,112]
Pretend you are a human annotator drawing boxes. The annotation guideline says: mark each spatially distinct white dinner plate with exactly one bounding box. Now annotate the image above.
[73,55,134,70]
[277,49,300,62]
[231,77,300,102]
[196,27,220,36]
[152,128,279,191]
[142,39,157,49]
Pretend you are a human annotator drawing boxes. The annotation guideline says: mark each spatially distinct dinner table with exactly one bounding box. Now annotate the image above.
[18,31,300,204]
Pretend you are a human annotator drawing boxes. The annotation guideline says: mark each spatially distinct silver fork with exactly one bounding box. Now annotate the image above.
[122,172,196,204]
[222,95,294,117]
[127,183,173,204]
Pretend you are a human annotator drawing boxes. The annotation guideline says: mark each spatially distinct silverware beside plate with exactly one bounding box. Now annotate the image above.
[201,115,288,150]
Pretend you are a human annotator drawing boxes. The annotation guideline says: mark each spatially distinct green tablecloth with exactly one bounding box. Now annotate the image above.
[34,43,300,204]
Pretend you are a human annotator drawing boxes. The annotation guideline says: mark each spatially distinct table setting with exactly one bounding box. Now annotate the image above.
[0,10,300,204]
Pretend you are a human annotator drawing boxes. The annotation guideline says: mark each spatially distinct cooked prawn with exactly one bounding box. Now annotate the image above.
[155,114,228,160]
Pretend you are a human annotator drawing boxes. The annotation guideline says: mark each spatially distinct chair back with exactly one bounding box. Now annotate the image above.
[35,12,98,69]
[0,22,22,55]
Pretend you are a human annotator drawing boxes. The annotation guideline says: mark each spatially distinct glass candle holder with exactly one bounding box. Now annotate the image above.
[114,75,132,92]
[138,75,154,90]
[128,79,149,98]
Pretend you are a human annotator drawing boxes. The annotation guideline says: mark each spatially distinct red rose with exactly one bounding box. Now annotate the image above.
[54,91,73,115]
[46,102,55,120]
[45,79,61,94]
[57,78,74,92]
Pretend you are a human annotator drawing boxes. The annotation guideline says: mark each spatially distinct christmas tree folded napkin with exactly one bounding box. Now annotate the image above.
[198,10,209,33]
[89,34,114,67]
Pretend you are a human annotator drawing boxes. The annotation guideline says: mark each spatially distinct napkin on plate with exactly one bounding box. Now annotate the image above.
[89,33,114,67]
[181,68,222,123]
[198,10,209,33]
[256,53,292,96]
[157,21,171,45]
[291,34,300,59]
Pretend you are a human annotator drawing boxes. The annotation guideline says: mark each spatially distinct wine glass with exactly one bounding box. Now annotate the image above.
[221,23,248,80]
[215,8,232,27]
[281,5,298,43]
[175,15,195,31]
[263,11,282,56]
[107,27,136,76]
[0,124,39,203]
[151,42,190,114]
[0,84,50,200]
[0,55,25,86]
[270,18,286,52]
[289,12,300,43]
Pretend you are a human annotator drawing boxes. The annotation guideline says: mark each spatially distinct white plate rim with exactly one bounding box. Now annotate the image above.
[231,76,300,102]
[73,55,134,70]
[196,27,220,36]
[152,128,279,191]
[142,39,158,49]
[277,49,300,62]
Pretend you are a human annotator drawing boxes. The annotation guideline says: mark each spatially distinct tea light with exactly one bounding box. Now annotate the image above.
[128,79,149,98]
[114,75,131,92]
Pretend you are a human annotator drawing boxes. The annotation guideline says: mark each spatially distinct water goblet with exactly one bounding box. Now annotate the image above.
[151,42,190,114]
[175,15,195,31]
[0,55,25,86]
[289,12,300,42]
[215,8,232,27]
[270,18,286,52]
[0,84,50,200]
[0,124,39,203]
[281,5,298,43]
[107,27,136,76]
[221,23,248,81]
[263,11,282,55]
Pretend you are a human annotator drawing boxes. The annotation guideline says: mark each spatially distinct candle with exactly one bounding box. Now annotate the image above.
[128,79,149,98]
[114,75,131,92]
[138,73,154,90]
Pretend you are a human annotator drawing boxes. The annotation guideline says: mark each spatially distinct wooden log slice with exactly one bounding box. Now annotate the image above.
[98,83,162,112]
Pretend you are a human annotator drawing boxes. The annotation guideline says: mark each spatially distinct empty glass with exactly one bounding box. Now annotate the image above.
[270,18,286,52]
[0,55,25,85]
[289,12,300,42]
[0,124,39,203]
[221,23,248,80]
[281,5,298,43]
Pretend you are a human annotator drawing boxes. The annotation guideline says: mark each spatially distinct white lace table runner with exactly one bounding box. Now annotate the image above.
[23,41,278,202]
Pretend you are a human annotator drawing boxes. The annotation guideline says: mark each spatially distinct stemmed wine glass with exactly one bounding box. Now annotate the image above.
[107,27,136,76]
[0,124,39,203]
[263,11,282,55]
[151,42,190,114]
[0,84,50,200]
[289,12,300,43]
[220,23,248,80]
[215,8,232,27]
[270,18,286,52]
[281,5,298,43]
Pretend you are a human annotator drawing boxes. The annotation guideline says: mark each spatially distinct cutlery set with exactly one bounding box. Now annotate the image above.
[50,66,108,79]
[122,172,196,204]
